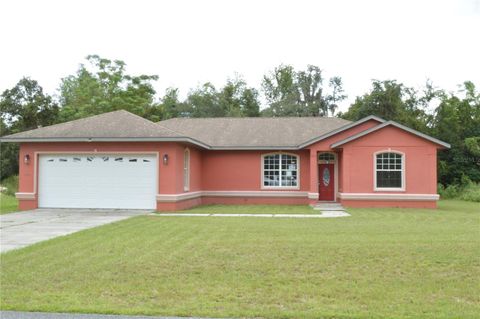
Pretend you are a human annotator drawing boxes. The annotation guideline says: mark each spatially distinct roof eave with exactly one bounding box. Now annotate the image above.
[330,121,451,149]
[297,115,386,149]
[208,146,300,150]
[0,137,212,149]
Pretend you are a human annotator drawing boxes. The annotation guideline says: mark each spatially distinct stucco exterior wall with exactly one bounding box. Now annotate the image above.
[200,150,310,191]
[339,126,438,194]
[337,126,440,208]
[17,143,312,211]
[188,147,203,192]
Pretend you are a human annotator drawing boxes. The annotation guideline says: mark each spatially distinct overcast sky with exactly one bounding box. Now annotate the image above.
[1,0,479,112]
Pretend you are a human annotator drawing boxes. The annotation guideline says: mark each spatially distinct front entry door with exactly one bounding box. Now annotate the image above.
[318,163,334,201]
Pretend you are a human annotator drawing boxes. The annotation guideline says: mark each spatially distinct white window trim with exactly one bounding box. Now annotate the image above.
[261,152,300,190]
[183,148,190,192]
[373,150,406,192]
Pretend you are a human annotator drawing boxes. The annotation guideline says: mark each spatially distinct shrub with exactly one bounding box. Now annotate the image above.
[460,182,480,202]
[438,178,480,203]
[438,183,460,199]
[0,175,18,196]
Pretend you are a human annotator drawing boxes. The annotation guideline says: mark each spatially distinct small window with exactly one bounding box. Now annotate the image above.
[73,157,81,162]
[318,152,335,162]
[115,157,123,162]
[102,157,109,162]
[87,157,94,162]
[184,149,190,191]
[47,159,54,162]
[375,152,404,190]
[143,159,150,163]
[59,158,67,162]
[262,153,298,188]
[129,159,137,162]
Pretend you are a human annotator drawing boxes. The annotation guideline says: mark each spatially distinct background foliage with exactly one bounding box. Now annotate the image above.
[1,55,479,193]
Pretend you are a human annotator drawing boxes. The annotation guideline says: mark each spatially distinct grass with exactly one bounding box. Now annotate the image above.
[0,193,18,214]
[167,204,316,214]
[0,175,18,196]
[1,200,479,318]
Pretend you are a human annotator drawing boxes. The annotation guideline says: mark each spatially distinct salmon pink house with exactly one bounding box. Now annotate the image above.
[0,110,450,211]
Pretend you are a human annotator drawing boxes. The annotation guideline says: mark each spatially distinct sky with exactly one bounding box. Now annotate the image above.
[0,0,479,112]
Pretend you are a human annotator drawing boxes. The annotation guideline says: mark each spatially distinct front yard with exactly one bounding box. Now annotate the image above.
[0,194,18,215]
[1,200,479,318]
[170,203,317,214]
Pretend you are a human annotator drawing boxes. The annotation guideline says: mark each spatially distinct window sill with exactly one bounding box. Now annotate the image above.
[261,186,301,191]
[374,187,405,192]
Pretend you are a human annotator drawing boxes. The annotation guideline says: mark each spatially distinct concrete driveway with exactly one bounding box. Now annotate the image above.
[0,209,151,253]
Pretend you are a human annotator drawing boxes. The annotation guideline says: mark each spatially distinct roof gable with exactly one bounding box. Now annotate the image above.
[330,120,451,149]
[297,115,385,148]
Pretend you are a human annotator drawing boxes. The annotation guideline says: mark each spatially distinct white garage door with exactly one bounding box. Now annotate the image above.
[38,154,157,209]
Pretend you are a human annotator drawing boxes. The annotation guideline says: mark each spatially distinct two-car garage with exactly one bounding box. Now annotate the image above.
[38,154,157,209]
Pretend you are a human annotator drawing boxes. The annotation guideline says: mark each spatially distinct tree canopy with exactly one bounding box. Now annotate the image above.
[0,55,478,187]
[0,77,59,179]
[58,55,160,122]
[181,77,260,118]
[261,65,346,117]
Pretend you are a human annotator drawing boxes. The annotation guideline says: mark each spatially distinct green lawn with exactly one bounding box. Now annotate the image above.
[1,200,479,318]
[168,203,316,214]
[0,193,18,214]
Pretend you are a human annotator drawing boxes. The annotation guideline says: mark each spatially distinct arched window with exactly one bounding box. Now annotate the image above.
[262,153,299,188]
[375,151,405,190]
[184,148,190,191]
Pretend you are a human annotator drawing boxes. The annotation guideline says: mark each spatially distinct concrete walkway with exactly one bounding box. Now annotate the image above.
[0,209,150,253]
[152,211,350,218]
[0,311,216,319]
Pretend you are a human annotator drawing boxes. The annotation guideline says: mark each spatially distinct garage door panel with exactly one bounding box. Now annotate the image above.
[38,154,157,209]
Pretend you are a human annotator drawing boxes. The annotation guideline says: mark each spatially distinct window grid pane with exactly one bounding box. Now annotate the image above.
[376,152,402,188]
[263,154,298,187]
[318,153,335,161]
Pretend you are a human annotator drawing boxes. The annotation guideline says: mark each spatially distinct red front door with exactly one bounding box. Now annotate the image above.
[318,163,334,201]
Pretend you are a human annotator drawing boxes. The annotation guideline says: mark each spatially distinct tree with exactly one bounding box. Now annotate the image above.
[185,83,222,117]
[326,76,347,116]
[340,80,430,132]
[182,77,260,118]
[0,78,58,179]
[261,64,346,117]
[0,119,19,180]
[219,77,260,117]
[161,88,184,119]
[297,65,326,116]
[240,86,260,117]
[433,81,480,184]
[1,77,59,131]
[58,55,159,122]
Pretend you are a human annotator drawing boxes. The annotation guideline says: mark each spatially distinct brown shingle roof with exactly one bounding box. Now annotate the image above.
[158,117,351,148]
[1,110,182,139]
[1,110,353,149]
